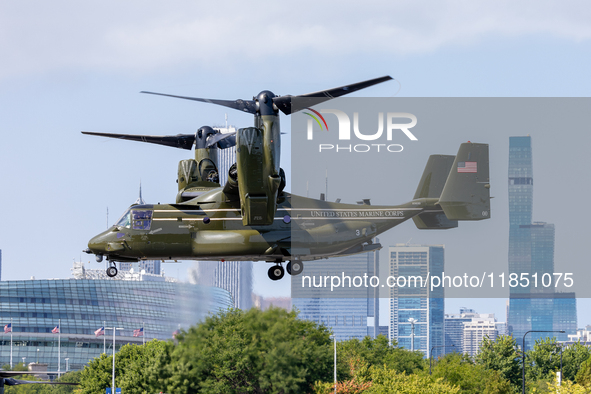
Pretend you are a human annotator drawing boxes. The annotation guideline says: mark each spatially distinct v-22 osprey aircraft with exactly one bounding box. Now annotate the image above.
[83,76,491,281]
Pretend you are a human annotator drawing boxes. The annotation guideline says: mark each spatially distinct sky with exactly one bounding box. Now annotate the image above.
[1,1,590,326]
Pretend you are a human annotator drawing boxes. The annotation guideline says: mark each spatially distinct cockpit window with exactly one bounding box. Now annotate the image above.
[115,209,132,228]
[132,210,153,230]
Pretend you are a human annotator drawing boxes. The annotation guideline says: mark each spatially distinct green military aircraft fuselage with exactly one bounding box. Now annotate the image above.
[89,193,433,263]
[87,141,491,281]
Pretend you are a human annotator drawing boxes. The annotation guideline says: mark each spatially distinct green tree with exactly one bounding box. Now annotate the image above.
[563,342,591,383]
[575,356,591,388]
[475,335,522,390]
[525,337,561,383]
[525,339,591,389]
[431,352,513,394]
[35,371,81,394]
[164,307,333,394]
[365,366,459,394]
[336,335,424,380]
[77,339,167,394]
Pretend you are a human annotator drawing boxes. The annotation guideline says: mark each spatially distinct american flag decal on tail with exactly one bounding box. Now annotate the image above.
[457,161,477,173]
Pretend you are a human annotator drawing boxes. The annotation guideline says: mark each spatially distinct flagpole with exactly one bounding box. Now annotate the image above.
[143,322,145,346]
[103,321,106,354]
[58,319,61,375]
[10,318,13,368]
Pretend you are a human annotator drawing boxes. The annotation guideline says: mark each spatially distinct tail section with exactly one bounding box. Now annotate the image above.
[438,143,490,220]
[412,155,458,229]
[412,143,491,229]
[413,155,456,199]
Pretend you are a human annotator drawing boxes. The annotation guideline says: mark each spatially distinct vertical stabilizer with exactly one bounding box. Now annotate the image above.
[438,143,490,220]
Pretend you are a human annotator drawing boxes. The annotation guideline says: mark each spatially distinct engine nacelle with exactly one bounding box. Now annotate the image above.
[236,127,281,226]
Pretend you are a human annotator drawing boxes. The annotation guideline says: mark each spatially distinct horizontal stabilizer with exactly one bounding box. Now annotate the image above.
[413,211,458,230]
[438,143,490,220]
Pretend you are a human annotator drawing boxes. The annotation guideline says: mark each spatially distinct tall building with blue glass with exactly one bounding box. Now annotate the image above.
[389,244,444,358]
[507,136,576,349]
[0,277,233,371]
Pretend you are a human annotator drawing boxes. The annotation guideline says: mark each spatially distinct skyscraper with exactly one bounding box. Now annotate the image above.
[191,261,253,310]
[507,136,576,349]
[389,244,444,358]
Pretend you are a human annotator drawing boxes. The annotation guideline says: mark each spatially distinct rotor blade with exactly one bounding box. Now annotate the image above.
[140,91,257,114]
[82,131,195,150]
[206,132,236,149]
[5,378,78,385]
[273,75,393,115]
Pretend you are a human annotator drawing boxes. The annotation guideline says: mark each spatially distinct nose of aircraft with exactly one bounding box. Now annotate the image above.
[85,230,113,255]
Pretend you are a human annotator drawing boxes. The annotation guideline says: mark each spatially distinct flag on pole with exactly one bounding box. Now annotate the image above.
[4,323,11,333]
[172,329,180,339]
[95,326,105,337]
[52,325,60,334]
[133,327,144,337]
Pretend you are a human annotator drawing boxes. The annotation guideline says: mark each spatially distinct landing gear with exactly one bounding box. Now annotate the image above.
[106,261,118,278]
[268,264,285,281]
[286,261,304,276]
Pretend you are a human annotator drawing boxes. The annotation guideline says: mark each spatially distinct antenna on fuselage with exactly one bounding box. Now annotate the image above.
[325,169,328,201]
[134,181,145,205]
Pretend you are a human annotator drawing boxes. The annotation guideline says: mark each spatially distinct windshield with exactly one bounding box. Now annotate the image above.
[115,209,132,228]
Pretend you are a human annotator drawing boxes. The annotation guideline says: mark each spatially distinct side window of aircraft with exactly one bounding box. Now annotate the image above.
[132,210,153,230]
[115,209,132,228]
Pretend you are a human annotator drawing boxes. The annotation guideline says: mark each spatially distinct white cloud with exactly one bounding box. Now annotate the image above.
[1,0,590,80]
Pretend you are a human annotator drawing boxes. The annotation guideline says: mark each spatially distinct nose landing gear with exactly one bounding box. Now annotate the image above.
[106,261,118,278]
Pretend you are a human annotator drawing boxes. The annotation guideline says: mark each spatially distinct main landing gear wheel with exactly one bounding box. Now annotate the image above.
[268,265,285,281]
[286,261,304,276]
[106,262,118,278]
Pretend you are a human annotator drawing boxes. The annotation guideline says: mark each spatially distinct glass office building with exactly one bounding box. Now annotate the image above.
[0,278,233,371]
[507,136,576,349]
[292,249,381,341]
[389,245,444,358]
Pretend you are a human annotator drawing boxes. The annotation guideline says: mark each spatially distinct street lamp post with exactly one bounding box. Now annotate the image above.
[329,335,337,394]
[522,330,564,394]
[105,327,124,394]
[22,357,26,367]
[408,318,417,352]
[65,358,69,372]
[430,345,455,375]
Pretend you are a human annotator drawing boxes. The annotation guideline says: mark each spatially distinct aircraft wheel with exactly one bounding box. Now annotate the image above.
[268,265,284,281]
[289,261,304,275]
[106,266,118,277]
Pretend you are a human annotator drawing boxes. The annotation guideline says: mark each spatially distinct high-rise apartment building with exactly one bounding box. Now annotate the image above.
[507,136,576,349]
[445,309,503,356]
[444,308,476,354]
[389,244,444,357]
[463,319,498,357]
